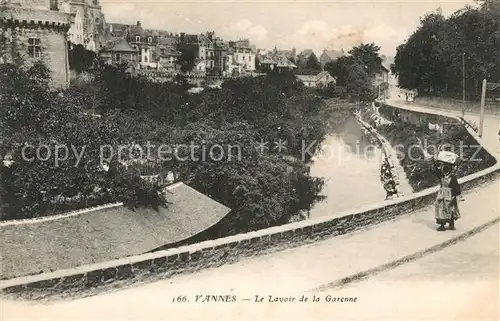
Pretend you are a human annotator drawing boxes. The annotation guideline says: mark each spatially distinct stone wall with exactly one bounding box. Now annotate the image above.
[1,24,69,88]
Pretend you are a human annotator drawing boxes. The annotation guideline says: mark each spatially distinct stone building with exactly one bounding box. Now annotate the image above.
[179,32,215,71]
[228,39,255,72]
[0,0,71,88]
[126,21,158,69]
[59,0,105,52]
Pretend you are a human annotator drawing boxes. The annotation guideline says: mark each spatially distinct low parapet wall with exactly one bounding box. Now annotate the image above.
[1,106,499,299]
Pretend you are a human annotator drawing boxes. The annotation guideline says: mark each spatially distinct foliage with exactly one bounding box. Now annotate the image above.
[392,4,500,98]
[305,53,322,70]
[0,62,166,220]
[68,44,96,73]
[325,56,374,102]
[173,121,325,233]
[363,105,496,192]
[176,43,197,73]
[323,43,382,102]
[0,55,356,233]
[347,43,383,77]
[73,67,330,231]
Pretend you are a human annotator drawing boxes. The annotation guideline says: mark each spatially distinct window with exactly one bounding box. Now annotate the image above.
[136,36,140,42]
[148,37,152,43]
[28,38,41,58]
[115,53,121,62]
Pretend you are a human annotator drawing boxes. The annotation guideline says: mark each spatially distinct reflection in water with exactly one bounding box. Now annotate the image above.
[309,115,386,219]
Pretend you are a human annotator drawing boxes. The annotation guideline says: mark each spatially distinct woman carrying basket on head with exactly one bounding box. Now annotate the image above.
[433,151,463,231]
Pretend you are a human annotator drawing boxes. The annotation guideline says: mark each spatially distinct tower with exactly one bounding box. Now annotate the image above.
[0,2,71,87]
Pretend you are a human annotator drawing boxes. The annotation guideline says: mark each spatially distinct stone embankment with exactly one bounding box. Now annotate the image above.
[355,108,413,198]
[363,103,497,192]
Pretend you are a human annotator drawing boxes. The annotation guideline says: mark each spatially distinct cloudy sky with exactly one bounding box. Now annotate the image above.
[100,0,477,57]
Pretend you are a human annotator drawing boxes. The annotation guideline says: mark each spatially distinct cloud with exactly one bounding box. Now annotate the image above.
[100,3,136,22]
[363,24,409,55]
[230,19,268,41]
[290,20,408,56]
[291,21,364,52]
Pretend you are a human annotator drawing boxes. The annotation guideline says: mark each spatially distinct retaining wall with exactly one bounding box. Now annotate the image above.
[415,96,500,114]
[1,106,499,300]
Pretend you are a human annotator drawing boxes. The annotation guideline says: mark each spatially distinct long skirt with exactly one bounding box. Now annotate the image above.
[435,198,461,225]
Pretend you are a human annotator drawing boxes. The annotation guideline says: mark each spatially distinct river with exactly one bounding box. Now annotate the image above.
[308,115,388,219]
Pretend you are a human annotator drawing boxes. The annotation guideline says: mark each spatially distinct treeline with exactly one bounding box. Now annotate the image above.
[391,0,500,99]
[0,61,341,234]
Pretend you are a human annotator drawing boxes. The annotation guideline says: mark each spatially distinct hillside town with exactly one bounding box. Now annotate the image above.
[2,0,499,319]
[0,0,390,93]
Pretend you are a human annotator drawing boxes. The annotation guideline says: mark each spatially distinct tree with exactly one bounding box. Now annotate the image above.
[323,60,338,78]
[344,60,375,102]
[305,53,321,70]
[392,6,500,98]
[348,43,383,77]
[176,43,197,73]
[68,43,96,73]
[0,62,166,220]
[173,121,325,233]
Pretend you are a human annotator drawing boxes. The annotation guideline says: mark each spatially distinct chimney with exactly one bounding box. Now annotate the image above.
[137,21,141,27]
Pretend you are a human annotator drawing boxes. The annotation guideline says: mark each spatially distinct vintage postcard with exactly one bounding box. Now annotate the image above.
[0,0,499,320]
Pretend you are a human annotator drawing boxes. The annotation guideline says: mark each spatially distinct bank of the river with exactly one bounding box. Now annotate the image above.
[361,104,497,192]
[356,112,413,198]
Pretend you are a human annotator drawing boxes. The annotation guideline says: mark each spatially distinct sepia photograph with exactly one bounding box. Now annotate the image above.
[0,0,499,320]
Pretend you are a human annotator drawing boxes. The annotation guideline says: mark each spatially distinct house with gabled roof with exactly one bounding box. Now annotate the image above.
[99,37,138,68]
[258,54,296,72]
[296,70,336,88]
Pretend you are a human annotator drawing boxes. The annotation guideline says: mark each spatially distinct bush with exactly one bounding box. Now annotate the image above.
[0,62,166,220]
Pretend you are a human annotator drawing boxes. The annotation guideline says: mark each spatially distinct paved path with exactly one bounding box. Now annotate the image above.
[331,223,499,321]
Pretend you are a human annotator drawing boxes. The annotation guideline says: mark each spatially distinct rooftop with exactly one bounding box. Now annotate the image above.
[321,49,345,61]
[296,74,316,82]
[101,38,137,53]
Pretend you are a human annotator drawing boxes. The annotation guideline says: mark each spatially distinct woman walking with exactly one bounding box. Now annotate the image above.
[434,155,462,231]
